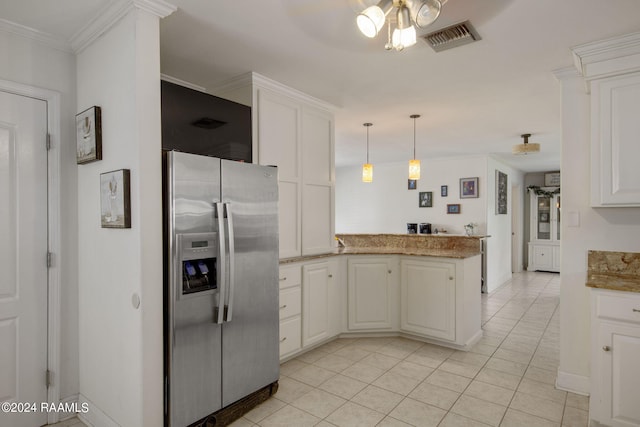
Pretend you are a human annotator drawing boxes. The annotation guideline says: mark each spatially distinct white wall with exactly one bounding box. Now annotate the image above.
[0,30,79,404]
[76,9,163,427]
[556,71,640,393]
[486,157,524,292]
[336,156,488,235]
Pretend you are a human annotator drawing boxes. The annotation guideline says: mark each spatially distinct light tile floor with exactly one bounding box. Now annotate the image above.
[51,271,588,427]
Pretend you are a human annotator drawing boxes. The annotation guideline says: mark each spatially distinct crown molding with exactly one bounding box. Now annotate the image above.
[160,74,207,93]
[213,71,338,112]
[572,31,640,81]
[0,18,72,53]
[70,0,176,54]
[552,66,581,81]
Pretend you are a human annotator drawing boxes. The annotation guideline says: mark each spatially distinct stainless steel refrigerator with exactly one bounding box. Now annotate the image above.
[163,151,279,427]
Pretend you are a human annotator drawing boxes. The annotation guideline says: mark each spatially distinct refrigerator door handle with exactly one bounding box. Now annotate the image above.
[214,202,226,324]
[224,202,235,322]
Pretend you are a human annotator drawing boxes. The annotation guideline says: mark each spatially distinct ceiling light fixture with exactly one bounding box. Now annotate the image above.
[409,114,421,180]
[512,133,540,155]
[356,0,446,51]
[362,123,374,182]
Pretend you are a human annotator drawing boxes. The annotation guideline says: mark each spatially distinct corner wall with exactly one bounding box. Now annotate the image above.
[76,8,164,426]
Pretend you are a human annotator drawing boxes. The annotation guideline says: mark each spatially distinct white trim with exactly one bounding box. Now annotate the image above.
[78,394,120,427]
[0,79,62,425]
[70,0,176,53]
[160,74,207,93]
[556,369,590,395]
[55,394,81,422]
[212,72,339,113]
[0,18,72,53]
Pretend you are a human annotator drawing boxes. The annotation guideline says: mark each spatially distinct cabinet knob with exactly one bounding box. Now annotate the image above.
[279,277,287,281]
[279,305,287,310]
[328,274,333,278]
[280,337,287,343]
[633,309,640,313]
[603,345,611,352]
[388,270,392,274]
[449,276,454,280]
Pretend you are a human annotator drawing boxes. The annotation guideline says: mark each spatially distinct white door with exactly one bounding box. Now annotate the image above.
[348,257,393,330]
[0,91,48,427]
[302,262,329,347]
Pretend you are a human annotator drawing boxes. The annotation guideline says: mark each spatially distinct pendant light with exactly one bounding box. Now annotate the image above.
[512,133,540,155]
[408,114,421,180]
[362,123,373,183]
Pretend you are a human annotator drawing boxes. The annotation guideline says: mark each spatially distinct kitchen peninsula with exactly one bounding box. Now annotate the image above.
[278,234,484,361]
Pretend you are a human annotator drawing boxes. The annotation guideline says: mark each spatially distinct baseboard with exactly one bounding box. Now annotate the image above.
[555,369,590,395]
[78,393,120,427]
[53,394,82,422]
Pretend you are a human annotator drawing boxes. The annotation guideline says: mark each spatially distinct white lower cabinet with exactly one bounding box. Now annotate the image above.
[347,256,396,331]
[302,260,340,348]
[400,258,456,341]
[528,243,560,272]
[278,265,302,359]
[591,289,640,426]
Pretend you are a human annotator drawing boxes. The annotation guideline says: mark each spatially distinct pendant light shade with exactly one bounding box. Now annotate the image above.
[362,123,374,183]
[512,133,540,155]
[408,114,421,180]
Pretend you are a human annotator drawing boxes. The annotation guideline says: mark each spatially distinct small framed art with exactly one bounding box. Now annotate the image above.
[100,169,131,228]
[76,106,102,164]
[441,185,448,197]
[447,204,461,214]
[419,191,433,207]
[460,177,479,198]
[408,179,417,190]
[496,170,507,214]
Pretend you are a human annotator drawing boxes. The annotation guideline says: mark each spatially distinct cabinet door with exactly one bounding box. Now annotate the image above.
[302,262,330,347]
[598,322,640,426]
[348,257,394,330]
[591,73,640,207]
[533,245,553,270]
[301,183,333,255]
[302,107,333,184]
[400,259,455,341]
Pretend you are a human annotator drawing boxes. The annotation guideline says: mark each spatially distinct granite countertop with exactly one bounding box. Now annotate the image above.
[586,250,640,293]
[280,233,485,264]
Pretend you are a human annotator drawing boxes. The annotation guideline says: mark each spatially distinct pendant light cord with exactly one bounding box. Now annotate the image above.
[367,125,370,163]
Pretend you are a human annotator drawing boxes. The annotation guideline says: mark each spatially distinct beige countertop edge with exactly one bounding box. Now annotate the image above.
[280,249,481,264]
[586,274,640,293]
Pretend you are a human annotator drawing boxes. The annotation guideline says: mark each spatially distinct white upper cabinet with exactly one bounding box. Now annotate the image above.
[572,32,640,207]
[214,73,335,258]
[591,73,640,206]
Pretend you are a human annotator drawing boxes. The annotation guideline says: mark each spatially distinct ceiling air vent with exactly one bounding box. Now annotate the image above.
[422,20,481,52]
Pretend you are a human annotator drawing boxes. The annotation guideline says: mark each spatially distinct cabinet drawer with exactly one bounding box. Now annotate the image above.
[596,292,640,324]
[279,316,301,358]
[279,286,301,319]
[279,265,302,289]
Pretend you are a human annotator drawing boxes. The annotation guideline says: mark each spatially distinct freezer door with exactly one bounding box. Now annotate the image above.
[167,151,223,426]
[220,160,280,407]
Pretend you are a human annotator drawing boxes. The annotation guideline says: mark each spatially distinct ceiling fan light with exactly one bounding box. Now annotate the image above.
[412,0,442,28]
[409,159,421,180]
[392,25,417,49]
[362,163,373,182]
[357,5,386,37]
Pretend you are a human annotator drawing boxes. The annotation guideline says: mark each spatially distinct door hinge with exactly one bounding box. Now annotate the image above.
[46,251,52,268]
[46,134,51,151]
[46,370,52,388]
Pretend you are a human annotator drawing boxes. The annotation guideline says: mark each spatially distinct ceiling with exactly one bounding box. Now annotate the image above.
[3,0,640,172]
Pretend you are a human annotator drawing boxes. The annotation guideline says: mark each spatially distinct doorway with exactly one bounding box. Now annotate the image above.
[511,184,521,273]
[0,80,62,426]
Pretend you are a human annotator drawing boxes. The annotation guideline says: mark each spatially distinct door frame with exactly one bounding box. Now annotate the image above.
[0,79,62,424]
[511,184,522,273]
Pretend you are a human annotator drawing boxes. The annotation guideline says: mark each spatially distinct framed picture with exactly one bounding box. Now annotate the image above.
[100,169,131,228]
[540,212,549,222]
[76,106,102,164]
[447,204,461,214]
[408,179,417,190]
[460,177,479,198]
[441,185,448,197]
[496,170,508,214]
[544,172,561,187]
[419,191,433,207]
